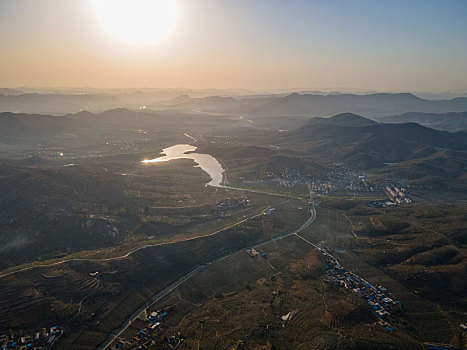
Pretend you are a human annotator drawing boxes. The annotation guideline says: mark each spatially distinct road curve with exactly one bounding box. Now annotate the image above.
[98,204,316,350]
[0,199,291,280]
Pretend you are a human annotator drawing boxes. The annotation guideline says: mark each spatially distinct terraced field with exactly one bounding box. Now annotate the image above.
[0,195,308,349]
[299,202,465,347]
[145,234,421,349]
[137,202,465,349]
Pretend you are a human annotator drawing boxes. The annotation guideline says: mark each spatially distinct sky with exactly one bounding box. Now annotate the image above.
[1,0,467,91]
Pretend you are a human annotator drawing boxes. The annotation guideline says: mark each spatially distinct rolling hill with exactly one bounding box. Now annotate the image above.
[379,111,467,132]
[308,113,378,127]
[0,108,248,153]
[279,113,467,169]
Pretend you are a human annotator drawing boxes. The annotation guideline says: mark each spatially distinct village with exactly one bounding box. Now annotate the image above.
[110,308,184,350]
[261,164,388,196]
[263,165,371,194]
[215,196,252,218]
[245,240,403,332]
[318,245,402,331]
[0,326,62,350]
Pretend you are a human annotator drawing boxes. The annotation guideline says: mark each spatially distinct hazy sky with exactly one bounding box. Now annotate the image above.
[1,0,467,91]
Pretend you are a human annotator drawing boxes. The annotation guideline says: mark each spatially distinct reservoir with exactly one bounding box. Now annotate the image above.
[142,144,225,187]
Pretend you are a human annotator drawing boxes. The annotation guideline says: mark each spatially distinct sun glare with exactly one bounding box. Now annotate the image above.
[91,0,179,47]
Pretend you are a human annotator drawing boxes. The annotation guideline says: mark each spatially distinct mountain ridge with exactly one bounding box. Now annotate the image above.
[308,112,378,127]
[379,111,467,132]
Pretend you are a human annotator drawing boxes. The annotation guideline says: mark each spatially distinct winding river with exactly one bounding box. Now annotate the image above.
[142,144,225,187]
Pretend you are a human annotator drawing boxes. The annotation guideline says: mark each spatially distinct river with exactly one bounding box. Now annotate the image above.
[142,144,225,187]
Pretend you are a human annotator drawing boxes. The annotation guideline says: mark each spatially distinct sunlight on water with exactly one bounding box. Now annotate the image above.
[142,144,225,187]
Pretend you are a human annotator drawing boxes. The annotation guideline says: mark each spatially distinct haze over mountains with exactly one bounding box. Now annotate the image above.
[0,108,233,150]
[2,90,467,118]
[380,111,467,132]
[2,108,465,186]
[2,0,467,347]
[307,113,378,127]
[1,87,467,350]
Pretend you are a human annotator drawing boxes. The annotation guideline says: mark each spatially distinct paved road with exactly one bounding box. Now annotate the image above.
[98,204,316,350]
[219,184,293,198]
[0,199,292,280]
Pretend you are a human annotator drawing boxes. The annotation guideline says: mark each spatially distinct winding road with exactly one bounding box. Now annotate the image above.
[0,197,291,280]
[98,204,317,350]
[0,179,316,350]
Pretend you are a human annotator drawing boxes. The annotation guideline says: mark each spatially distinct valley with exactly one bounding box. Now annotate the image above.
[2,2,467,349]
[0,97,466,350]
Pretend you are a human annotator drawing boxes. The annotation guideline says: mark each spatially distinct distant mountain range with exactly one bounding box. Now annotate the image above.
[2,91,467,117]
[0,92,147,115]
[379,111,467,132]
[164,92,467,118]
[0,88,22,95]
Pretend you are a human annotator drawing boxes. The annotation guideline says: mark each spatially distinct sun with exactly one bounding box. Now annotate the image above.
[91,0,180,47]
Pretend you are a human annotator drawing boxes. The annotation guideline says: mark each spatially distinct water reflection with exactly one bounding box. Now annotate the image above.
[142,144,225,187]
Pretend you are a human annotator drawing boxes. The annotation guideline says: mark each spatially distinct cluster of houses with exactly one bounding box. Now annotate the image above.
[247,164,404,196]
[318,245,402,331]
[1,326,62,350]
[216,196,252,217]
[270,176,299,188]
[385,185,412,204]
[321,166,372,193]
[163,333,183,349]
[266,169,302,189]
[246,248,267,258]
[266,167,359,191]
[262,164,415,200]
[112,310,172,350]
[309,180,337,194]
